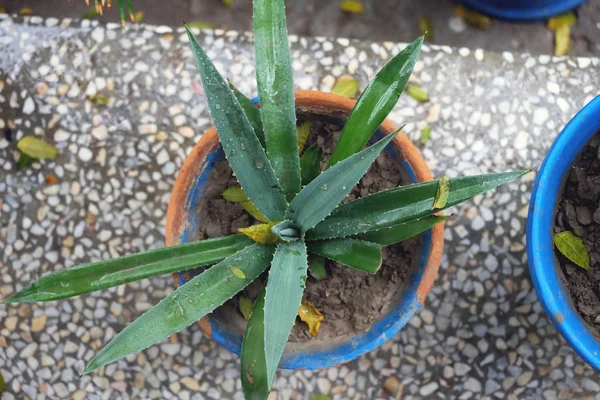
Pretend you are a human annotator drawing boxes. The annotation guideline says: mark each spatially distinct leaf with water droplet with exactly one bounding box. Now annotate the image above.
[298,301,324,336]
[263,240,308,386]
[17,137,58,160]
[230,265,247,279]
[327,35,423,167]
[432,176,450,209]
[554,231,590,270]
[82,243,273,375]
[255,157,264,169]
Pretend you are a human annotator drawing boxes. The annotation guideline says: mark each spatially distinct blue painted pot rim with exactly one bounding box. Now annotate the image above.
[170,92,443,370]
[527,94,600,372]
[459,0,587,20]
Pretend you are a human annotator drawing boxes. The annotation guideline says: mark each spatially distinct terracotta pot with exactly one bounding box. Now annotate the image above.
[166,90,444,370]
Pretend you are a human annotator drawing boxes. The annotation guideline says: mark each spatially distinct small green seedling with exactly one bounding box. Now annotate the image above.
[5,1,526,399]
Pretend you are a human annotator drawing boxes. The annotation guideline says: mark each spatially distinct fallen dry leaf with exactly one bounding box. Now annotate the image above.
[454,5,491,29]
[340,0,364,13]
[332,75,359,98]
[554,24,571,56]
[17,137,58,160]
[298,301,324,336]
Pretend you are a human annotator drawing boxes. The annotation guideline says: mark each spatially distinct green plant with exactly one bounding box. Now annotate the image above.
[5,0,526,398]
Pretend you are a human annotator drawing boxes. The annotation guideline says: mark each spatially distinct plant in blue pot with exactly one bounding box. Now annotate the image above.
[4,0,526,398]
[458,0,588,20]
[528,94,600,372]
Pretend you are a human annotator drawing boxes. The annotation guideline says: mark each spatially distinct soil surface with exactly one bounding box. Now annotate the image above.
[196,113,419,342]
[554,130,600,336]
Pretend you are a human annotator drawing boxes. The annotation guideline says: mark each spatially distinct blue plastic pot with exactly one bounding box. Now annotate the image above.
[165,91,444,370]
[527,94,600,372]
[459,0,588,20]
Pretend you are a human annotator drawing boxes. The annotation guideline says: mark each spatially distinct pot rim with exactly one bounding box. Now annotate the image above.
[458,0,588,21]
[166,89,444,369]
[527,94,600,372]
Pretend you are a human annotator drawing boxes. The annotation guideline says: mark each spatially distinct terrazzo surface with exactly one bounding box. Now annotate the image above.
[1,14,600,400]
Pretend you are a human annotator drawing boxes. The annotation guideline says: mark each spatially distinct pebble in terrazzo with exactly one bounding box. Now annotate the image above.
[1,13,600,400]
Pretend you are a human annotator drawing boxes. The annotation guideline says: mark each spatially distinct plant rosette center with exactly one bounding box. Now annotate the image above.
[271,220,301,242]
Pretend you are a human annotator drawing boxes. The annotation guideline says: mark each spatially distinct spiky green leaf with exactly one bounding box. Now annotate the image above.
[358,215,448,246]
[288,131,398,234]
[264,239,308,386]
[241,286,270,400]
[308,238,381,273]
[83,243,274,374]
[300,144,323,186]
[308,171,528,240]
[327,36,423,167]
[3,235,252,304]
[228,81,266,148]
[253,0,301,199]
[186,26,287,221]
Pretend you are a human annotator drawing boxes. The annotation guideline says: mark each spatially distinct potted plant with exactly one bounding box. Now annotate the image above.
[3,0,526,397]
[458,0,588,20]
[527,94,600,372]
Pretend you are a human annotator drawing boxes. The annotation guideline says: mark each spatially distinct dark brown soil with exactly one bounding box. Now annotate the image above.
[554,130,600,335]
[196,113,419,342]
